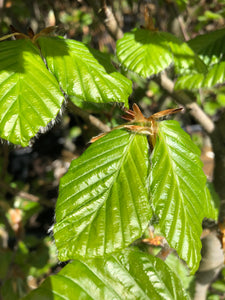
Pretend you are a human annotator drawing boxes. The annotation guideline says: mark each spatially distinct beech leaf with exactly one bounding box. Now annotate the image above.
[150,120,210,273]
[24,248,189,300]
[0,39,64,146]
[54,129,151,261]
[37,36,132,106]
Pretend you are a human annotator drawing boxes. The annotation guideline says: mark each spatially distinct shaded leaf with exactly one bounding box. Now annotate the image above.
[54,129,151,261]
[0,39,64,146]
[116,28,206,78]
[175,61,225,90]
[175,73,204,90]
[150,120,209,273]
[167,34,207,74]
[176,29,225,90]
[37,36,132,106]
[188,28,225,66]
[24,248,189,300]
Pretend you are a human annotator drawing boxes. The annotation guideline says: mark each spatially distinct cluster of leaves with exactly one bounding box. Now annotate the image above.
[0,15,224,298]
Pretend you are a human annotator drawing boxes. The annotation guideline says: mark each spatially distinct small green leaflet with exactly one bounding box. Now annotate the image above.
[175,61,225,90]
[37,36,132,107]
[188,28,225,66]
[23,248,190,300]
[175,28,225,90]
[116,28,206,78]
[54,129,151,261]
[0,39,64,146]
[150,120,215,273]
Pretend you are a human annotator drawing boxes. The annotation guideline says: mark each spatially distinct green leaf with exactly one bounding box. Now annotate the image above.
[188,28,225,66]
[116,28,206,78]
[165,252,194,293]
[175,29,225,90]
[0,39,64,146]
[204,183,220,221]
[37,36,132,106]
[175,73,205,90]
[175,61,225,90]
[116,29,173,78]
[204,186,218,221]
[54,129,151,261]
[167,35,207,74]
[23,248,189,300]
[174,0,188,10]
[150,121,208,273]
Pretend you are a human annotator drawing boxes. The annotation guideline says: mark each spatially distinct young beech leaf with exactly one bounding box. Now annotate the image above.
[0,39,64,146]
[175,28,225,90]
[150,120,216,273]
[116,28,206,78]
[23,248,190,300]
[175,61,225,90]
[36,36,132,107]
[188,28,225,66]
[54,129,151,261]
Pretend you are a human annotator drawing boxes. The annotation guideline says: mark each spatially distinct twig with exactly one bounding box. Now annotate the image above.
[194,232,224,300]
[171,2,189,41]
[86,0,123,40]
[0,180,53,207]
[156,73,215,134]
[67,100,110,133]
[156,246,173,261]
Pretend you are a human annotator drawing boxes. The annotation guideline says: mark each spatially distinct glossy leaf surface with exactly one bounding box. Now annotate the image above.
[116,28,206,78]
[37,36,132,106]
[24,248,189,300]
[54,129,151,261]
[150,120,211,273]
[0,39,64,146]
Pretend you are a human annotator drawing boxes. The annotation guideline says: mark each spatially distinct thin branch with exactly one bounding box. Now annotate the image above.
[67,100,110,133]
[156,246,173,261]
[86,0,123,40]
[156,73,215,134]
[0,180,54,207]
[171,2,189,41]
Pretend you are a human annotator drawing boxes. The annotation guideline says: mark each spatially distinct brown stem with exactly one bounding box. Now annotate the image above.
[157,73,215,134]
[85,0,123,40]
[194,233,224,300]
[171,2,189,41]
[67,100,110,133]
[0,180,53,207]
[156,245,173,261]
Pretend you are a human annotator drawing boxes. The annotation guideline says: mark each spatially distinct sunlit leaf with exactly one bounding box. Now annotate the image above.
[54,129,151,261]
[37,36,132,106]
[0,39,64,146]
[24,248,189,300]
[116,28,206,78]
[150,120,209,273]
[204,183,219,221]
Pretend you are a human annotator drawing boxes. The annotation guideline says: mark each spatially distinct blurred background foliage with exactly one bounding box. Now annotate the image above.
[0,0,225,299]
